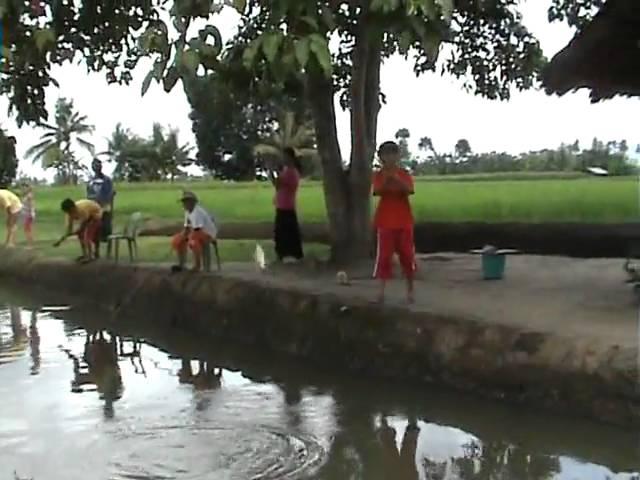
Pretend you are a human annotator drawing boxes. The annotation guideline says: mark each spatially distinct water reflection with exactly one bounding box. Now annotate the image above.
[62,330,123,419]
[29,310,40,375]
[0,300,638,480]
[118,336,146,376]
[0,306,29,366]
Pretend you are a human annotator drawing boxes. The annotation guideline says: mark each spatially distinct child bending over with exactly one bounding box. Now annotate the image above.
[54,198,102,262]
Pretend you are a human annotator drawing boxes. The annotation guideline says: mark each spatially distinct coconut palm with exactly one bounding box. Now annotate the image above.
[253,111,319,176]
[26,97,94,184]
[99,123,141,181]
[111,123,193,182]
[146,123,194,182]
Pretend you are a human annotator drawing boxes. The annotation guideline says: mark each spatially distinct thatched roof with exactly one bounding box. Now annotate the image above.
[542,0,640,102]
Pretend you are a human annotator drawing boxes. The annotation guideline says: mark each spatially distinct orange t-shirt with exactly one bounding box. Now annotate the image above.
[372,168,414,229]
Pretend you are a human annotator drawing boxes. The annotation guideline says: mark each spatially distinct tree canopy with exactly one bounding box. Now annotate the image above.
[25,97,94,184]
[101,122,193,182]
[0,128,18,187]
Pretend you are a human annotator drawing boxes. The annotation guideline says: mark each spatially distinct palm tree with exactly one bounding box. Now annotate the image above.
[148,123,193,182]
[253,111,319,176]
[26,97,94,184]
[100,123,140,181]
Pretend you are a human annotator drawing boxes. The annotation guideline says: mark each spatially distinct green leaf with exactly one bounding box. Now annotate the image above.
[370,0,385,12]
[173,15,186,33]
[242,37,263,69]
[262,32,283,63]
[320,6,336,29]
[152,58,167,81]
[199,25,223,55]
[230,0,246,12]
[371,0,400,13]
[300,16,319,30]
[435,0,453,21]
[422,30,442,65]
[398,31,413,55]
[163,66,180,92]
[141,70,154,96]
[282,50,296,70]
[181,49,200,73]
[415,0,437,19]
[33,28,56,52]
[294,38,310,68]
[308,34,332,76]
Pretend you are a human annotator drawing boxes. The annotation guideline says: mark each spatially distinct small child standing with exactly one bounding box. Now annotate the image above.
[372,141,416,304]
[22,185,35,246]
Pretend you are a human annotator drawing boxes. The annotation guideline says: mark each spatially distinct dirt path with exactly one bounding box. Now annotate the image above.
[217,254,638,348]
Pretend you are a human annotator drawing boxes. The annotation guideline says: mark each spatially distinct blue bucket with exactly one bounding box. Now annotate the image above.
[482,254,506,280]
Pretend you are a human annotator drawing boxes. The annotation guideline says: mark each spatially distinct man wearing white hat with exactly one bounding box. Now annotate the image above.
[171,191,217,272]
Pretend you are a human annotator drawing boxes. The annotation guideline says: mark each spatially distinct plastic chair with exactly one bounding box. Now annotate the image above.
[107,212,144,263]
[202,239,221,271]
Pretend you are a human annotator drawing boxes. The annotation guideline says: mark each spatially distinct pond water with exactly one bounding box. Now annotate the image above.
[0,289,638,480]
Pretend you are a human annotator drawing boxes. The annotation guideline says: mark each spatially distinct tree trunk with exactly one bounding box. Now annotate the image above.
[306,14,382,265]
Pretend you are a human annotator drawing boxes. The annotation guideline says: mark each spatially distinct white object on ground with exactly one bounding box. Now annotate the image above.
[586,166,608,176]
[336,271,350,285]
[254,243,266,271]
[40,305,71,312]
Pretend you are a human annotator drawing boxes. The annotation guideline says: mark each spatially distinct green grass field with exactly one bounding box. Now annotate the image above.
[3,175,638,264]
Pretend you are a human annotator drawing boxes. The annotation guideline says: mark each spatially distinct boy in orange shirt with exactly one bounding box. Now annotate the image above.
[53,198,103,262]
[372,141,416,304]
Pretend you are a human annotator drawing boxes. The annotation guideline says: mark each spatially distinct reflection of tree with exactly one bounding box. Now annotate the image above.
[0,306,29,362]
[422,458,448,480]
[449,439,561,480]
[29,310,40,375]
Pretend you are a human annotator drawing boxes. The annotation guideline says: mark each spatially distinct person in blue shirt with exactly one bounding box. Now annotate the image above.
[86,158,114,257]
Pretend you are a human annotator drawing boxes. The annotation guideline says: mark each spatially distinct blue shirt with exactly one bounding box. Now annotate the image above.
[86,174,114,208]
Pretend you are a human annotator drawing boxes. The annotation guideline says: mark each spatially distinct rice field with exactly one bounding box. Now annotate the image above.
[2,175,637,263]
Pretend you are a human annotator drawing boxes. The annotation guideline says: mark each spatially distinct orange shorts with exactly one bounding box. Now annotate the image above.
[171,230,212,253]
[79,219,101,246]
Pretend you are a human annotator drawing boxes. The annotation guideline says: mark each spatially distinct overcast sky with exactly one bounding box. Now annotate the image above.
[2,1,638,180]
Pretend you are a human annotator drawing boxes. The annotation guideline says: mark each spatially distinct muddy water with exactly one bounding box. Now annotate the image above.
[0,291,638,480]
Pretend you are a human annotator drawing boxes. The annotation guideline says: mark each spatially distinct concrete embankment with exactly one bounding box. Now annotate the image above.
[0,248,637,428]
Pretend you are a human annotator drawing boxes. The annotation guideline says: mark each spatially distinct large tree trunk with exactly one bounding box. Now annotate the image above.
[306,13,382,265]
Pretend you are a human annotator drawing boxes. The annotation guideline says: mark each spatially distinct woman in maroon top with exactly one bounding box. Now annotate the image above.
[271,147,304,262]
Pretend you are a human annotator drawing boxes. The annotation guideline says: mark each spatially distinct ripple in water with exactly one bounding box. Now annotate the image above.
[109,423,325,480]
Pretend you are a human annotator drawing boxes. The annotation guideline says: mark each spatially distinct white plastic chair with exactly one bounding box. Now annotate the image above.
[107,212,144,263]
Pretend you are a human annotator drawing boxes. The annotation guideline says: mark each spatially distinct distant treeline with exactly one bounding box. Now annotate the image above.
[396,133,637,177]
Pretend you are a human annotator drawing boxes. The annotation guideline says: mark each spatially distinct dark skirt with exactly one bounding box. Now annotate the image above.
[274,209,303,260]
